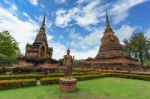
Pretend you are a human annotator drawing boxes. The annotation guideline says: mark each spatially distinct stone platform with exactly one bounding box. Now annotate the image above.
[59,77,77,93]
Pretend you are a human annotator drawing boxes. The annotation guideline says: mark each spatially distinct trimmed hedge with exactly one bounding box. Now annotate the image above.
[40,78,58,85]
[0,72,100,80]
[0,74,45,80]
[106,73,150,81]
[46,72,100,77]
[0,79,37,90]
[1,72,150,88]
[40,73,150,85]
[40,72,101,85]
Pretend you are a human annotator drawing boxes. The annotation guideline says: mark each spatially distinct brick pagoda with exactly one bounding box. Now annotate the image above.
[86,11,137,66]
[17,16,59,68]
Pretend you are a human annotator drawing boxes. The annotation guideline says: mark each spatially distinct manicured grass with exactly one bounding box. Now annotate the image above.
[0,77,150,99]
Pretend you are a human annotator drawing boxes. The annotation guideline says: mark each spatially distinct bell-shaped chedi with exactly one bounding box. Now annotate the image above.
[87,10,137,65]
[96,10,128,59]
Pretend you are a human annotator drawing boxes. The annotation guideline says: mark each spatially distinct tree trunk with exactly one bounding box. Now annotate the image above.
[139,52,144,66]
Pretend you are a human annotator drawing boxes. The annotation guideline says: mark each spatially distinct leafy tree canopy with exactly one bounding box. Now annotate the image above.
[0,31,21,66]
[123,32,150,66]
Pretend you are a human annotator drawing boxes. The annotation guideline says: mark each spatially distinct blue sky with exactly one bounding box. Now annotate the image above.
[0,0,150,59]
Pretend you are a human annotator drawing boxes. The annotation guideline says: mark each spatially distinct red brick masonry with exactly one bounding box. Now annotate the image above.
[59,78,77,93]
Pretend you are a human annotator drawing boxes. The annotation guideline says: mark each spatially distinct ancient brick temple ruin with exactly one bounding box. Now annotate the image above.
[86,11,137,67]
[17,16,59,68]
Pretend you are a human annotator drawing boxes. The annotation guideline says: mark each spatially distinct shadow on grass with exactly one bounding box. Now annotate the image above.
[76,88,81,92]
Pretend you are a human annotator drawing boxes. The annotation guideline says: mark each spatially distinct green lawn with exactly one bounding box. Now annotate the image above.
[0,77,150,99]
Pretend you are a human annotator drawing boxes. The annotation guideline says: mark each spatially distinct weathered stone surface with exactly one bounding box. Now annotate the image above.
[17,16,59,68]
[64,48,74,79]
[88,10,137,65]
[59,78,77,93]
[25,16,53,61]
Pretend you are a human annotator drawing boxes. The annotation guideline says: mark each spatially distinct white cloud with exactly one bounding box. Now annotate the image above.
[72,46,99,59]
[116,25,136,42]
[55,0,66,4]
[49,41,99,60]
[46,19,53,29]
[55,8,79,28]
[35,16,43,22]
[76,0,85,4]
[111,0,148,24]
[55,0,105,28]
[55,0,148,28]
[0,7,39,54]
[68,28,103,49]
[39,4,45,9]
[23,12,30,18]
[50,42,66,59]
[3,0,18,14]
[9,3,17,12]
[34,15,53,29]
[29,0,38,6]
[75,0,101,27]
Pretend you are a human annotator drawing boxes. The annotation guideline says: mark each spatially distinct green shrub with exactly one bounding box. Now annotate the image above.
[0,74,45,80]
[46,72,100,78]
[31,73,150,86]
[47,73,64,77]
[75,73,150,81]
[40,74,104,85]
[0,72,100,80]
[0,79,37,90]
[40,78,58,85]
[108,73,150,81]
[74,75,100,81]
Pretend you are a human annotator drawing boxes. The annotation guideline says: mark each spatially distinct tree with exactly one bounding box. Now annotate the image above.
[73,59,86,67]
[0,31,21,66]
[123,32,150,66]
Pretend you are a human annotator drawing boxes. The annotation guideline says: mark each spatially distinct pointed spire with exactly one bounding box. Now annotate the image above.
[41,16,45,29]
[105,9,111,30]
[34,15,48,45]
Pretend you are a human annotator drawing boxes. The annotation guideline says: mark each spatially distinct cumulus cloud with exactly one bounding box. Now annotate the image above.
[111,0,148,24]
[55,0,105,28]
[74,0,101,27]
[49,41,99,60]
[29,0,38,6]
[55,0,148,28]
[55,8,79,28]
[116,25,136,42]
[69,28,103,49]
[72,46,99,59]
[23,12,30,18]
[48,42,66,59]
[0,7,39,54]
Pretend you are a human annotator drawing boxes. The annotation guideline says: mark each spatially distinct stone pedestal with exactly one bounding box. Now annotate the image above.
[59,77,77,93]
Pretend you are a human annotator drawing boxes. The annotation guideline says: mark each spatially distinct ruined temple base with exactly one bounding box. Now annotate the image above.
[59,77,77,93]
[86,57,137,65]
